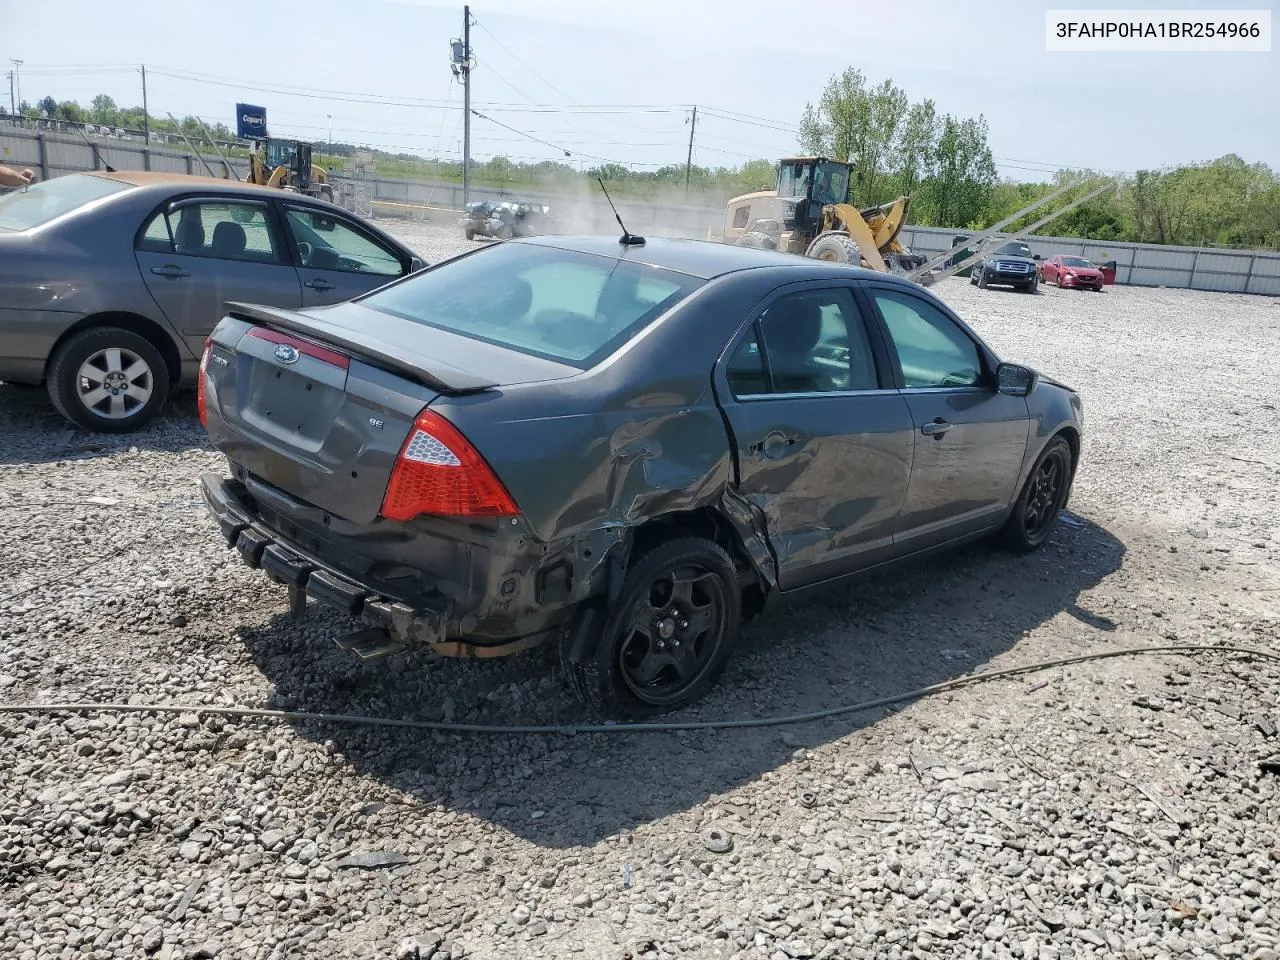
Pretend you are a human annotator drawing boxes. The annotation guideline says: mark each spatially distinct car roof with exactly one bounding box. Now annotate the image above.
[86,170,297,199]
[513,234,896,281]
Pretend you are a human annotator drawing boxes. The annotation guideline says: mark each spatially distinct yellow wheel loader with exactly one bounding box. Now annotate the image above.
[245,138,335,204]
[713,157,926,273]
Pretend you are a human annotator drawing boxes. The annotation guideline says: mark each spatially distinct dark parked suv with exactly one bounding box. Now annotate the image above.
[199,235,1083,718]
[972,240,1040,292]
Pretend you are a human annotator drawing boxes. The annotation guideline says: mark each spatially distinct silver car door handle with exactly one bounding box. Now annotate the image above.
[921,420,951,436]
[303,279,336,292]
[150,264,189,279]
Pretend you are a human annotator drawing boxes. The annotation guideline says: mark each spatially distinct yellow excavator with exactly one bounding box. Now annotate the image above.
[244,138,335,204]
[713,156,926,273]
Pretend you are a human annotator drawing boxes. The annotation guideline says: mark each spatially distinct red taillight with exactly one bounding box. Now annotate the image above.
[380,409,518,521]
[197,336,212,429]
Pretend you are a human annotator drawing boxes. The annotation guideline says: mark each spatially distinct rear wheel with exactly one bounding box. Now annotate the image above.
[998,436,1073,553]
[47,327,171,433]
[562,538,740,719]
[805,231,861,265]
[464,228,475,241]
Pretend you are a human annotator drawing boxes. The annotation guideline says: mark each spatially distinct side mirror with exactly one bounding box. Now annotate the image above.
[997,362,1038,397]
[409,256,425,272]
[1032,254,1042,260]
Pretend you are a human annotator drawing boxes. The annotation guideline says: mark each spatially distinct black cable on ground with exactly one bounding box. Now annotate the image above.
[0,644,1276,736]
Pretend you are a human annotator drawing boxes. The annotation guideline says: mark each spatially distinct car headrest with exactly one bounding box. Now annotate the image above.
[211,221,246,258]
[764,297,824,356]
[174,212,205,253]
[481,276,532,320]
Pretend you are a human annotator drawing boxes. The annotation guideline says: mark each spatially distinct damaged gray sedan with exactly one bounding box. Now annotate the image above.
[199,235,1084,718]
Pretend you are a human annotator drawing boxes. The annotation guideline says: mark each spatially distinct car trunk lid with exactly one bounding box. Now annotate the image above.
[205,301,577,524]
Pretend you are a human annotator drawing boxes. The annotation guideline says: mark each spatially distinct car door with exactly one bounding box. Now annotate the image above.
[280,203,409,306]
[1041,257,1060,282]
[864,283,1030,549]
[713,283,916,591]
[134,196,301,357]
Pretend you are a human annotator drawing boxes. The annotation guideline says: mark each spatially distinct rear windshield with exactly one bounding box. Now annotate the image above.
[360,242,704,368]
[0,173,131,232]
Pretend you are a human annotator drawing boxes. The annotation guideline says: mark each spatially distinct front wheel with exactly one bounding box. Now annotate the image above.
[977,269,989,289]
[47,327,171,433]
[805,231,861,265]
[464,228,475,241]
[562,538,741,719]
[998,436,1074,553]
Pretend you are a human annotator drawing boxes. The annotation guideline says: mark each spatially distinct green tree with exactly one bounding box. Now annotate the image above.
[90,94,118,126]
[37,95,58,119]
[56,101,87,123]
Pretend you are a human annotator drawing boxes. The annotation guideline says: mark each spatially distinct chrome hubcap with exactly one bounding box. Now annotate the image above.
[77,348,154,420]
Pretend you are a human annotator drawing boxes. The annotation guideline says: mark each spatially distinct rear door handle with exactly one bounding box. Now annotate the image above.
[150,264,189,279]
[921,420,952,436]
[303,279,336,292]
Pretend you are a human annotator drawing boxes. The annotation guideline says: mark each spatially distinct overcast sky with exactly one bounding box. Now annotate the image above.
[4,0,1277,180]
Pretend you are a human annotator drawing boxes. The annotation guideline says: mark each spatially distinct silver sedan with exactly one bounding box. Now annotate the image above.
[0,171,424,432]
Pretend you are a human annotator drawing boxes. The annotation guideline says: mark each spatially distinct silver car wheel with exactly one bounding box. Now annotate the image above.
[76,347,154,420]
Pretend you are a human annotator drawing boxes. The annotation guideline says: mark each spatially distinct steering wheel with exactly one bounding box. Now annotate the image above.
[296,241,312,264]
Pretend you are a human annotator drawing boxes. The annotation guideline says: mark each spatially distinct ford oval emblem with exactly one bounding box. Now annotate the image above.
[273,344,299,364]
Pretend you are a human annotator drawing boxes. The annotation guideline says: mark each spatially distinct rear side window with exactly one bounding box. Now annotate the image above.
[726,288,880,397]
[361,243,703,369]
[0,173,130,232]
[137,201,280,264]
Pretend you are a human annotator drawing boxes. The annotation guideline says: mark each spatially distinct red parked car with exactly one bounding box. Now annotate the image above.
[1040,255,1105,291]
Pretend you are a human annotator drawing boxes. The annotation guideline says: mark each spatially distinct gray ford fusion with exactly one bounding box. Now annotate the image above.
[198,233,1084,718]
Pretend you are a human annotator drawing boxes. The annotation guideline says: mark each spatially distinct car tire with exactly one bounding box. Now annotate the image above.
[464,228,475,241]
[997,436,1074,554]
[1057,272,1065,288]
[805,231,861,264]
[562,537,741,720]
[47,327,171,434]
[977,269,989,289]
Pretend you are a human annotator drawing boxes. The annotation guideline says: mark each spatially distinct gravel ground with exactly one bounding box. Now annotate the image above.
[1,221,1278,960]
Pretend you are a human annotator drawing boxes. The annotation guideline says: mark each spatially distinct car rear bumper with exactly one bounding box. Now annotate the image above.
[199,472,559,658]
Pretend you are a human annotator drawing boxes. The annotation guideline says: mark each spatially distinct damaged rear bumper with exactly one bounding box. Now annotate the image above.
[198,472,547,659]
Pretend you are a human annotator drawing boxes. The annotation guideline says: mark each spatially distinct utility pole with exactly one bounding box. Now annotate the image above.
[9,60,22,115]
[7,71,14,117]
[463,5,472,207]
[450,8,474,206]
[684,105,697,198]
[140,64,149,142]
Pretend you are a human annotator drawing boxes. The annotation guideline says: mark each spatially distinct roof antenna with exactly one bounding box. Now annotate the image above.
[597,177,644,246]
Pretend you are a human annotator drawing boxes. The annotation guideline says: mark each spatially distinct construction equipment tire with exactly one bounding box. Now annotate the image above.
[805,232,861,264]
[735,231,776,250]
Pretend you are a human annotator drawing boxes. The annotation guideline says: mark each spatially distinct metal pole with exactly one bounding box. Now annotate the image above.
[140,64,150,144]
[906,177,1091,281]
[928,181,1119,284]
[9,60,22,114]
[7,71,14,116]
[168,112,218,178]
[462,4,471,207]
[684,105,697,198]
